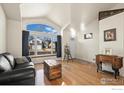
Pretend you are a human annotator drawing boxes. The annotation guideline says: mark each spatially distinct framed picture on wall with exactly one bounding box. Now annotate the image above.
[84,33,93,39]
[104,48,112,55]
[104,28,116,41]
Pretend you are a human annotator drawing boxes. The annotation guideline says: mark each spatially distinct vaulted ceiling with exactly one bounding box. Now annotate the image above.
[2,3,123,28]
[20,3,71,27]
[71,3,117,25]
[2,3,21,21]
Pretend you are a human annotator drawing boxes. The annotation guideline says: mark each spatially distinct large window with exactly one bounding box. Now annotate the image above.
[27,24,56,33]
[27,24,57,56]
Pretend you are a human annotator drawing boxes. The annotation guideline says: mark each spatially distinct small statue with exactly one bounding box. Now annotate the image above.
[64,44,72,62]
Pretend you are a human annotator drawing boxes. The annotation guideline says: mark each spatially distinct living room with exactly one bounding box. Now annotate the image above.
[0,3,124,86]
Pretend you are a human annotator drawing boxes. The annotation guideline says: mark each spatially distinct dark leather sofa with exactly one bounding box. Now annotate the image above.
[0,53,35,85]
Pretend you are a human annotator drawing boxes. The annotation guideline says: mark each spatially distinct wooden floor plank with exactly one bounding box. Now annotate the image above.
[34,59,124,85]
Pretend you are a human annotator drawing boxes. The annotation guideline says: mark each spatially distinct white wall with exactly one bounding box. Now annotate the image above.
[76,20,99,63]
[99,13,124,56]
[99,12,124,76]
[62,28,76,59]
[0,5,6,53]
[6,19,22,57]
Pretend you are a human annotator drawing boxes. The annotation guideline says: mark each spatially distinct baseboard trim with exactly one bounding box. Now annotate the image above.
[75,58,95,65]
[30,55,56,58]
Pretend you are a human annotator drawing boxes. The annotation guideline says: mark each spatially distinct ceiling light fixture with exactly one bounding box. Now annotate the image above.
[70,28,76,39]
[80,23,85,31]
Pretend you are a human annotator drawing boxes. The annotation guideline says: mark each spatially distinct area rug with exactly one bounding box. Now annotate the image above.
[35,69,45,85]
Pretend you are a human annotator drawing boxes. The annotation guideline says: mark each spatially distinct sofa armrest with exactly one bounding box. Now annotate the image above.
[0,67,35,84]
[25,56,32,62]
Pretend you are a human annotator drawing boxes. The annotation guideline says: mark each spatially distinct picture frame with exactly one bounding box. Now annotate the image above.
[104,48,112,55]
[84,33,93,39]
[104,28,116,41]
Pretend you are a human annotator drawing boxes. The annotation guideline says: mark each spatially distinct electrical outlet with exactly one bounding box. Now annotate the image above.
[93,58,95,61]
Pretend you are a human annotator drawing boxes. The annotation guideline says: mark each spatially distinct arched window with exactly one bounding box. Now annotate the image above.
[26,24,57,33]
[27,24,57,56]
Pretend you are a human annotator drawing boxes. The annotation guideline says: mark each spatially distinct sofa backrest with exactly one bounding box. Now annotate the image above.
[0,55,12,72]
[2,53,16,69]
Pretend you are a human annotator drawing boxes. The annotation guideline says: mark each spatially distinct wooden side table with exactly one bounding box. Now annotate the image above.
[44,60,62,80]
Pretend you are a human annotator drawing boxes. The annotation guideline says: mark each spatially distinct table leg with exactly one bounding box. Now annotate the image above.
[112,67,120,79]
[100,62,102,71]
[97,63,100,72]
[113,69,119,79]
[117,70,120,76]
[97,62,102,72]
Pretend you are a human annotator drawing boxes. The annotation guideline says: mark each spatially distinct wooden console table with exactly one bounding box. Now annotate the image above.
[96,54,123,79]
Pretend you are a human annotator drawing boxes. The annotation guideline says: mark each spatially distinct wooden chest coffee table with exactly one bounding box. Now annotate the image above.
[44,60,62,80]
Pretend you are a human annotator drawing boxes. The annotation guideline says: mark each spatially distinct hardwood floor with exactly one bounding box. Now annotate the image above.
[34,59,124,85]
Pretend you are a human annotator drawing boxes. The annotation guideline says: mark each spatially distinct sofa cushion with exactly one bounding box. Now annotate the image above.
[0,55,12,72]
[2,53,15,69]
[15,58,29,64]
[15,62,34,70]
